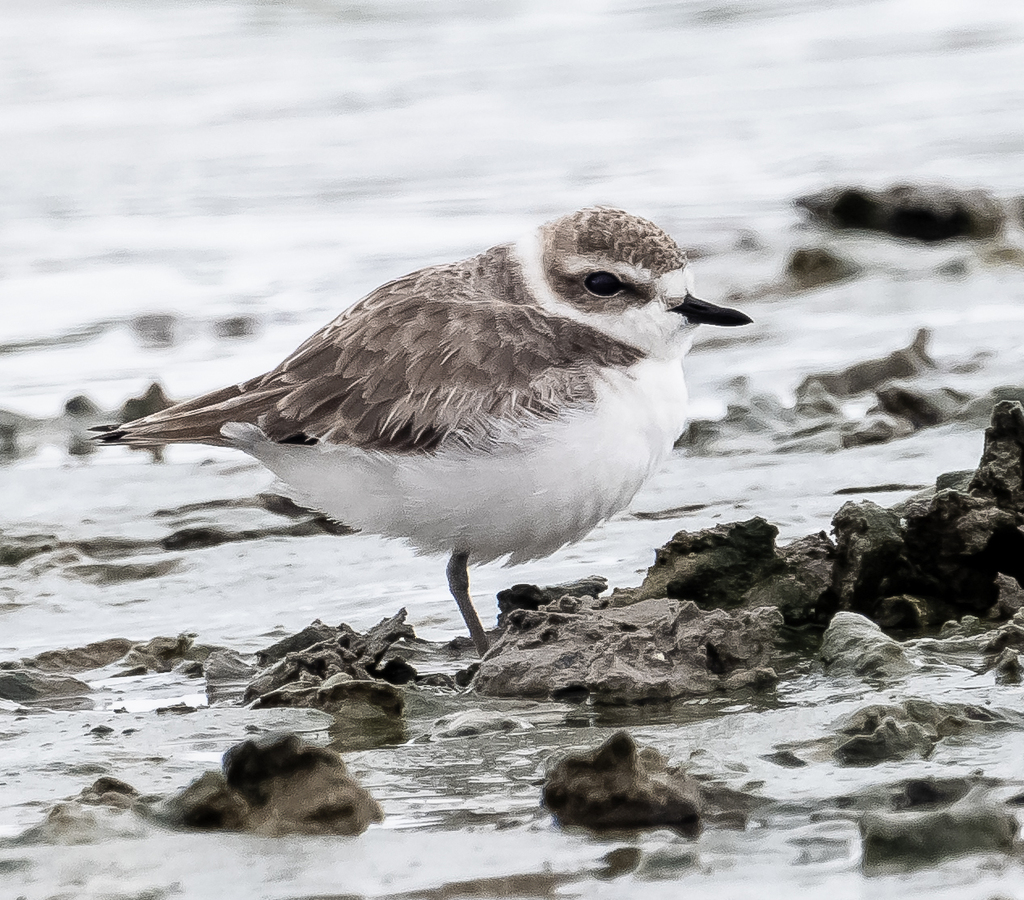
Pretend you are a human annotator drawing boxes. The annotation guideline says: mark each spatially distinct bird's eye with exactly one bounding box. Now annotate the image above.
[584,271,624,297]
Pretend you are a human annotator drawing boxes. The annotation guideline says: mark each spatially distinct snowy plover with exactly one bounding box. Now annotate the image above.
[97,207,751,655]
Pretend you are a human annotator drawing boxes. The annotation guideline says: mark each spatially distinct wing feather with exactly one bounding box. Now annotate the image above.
[97,248,644,453]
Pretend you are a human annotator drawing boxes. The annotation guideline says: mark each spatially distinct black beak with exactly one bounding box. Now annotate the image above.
[669,294,752,327]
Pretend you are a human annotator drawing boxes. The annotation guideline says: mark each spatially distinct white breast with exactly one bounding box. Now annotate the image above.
[226,356,688,565]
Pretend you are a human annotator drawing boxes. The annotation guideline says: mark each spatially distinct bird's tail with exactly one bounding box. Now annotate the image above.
[92,379,282,449]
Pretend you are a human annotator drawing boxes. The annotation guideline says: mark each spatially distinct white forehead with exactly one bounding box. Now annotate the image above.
[658,267,695,298]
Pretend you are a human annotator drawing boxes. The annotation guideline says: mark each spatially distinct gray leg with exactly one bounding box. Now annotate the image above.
[446,550,490,657]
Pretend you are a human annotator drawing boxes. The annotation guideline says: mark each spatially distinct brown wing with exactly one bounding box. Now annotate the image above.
[96,250,644,453]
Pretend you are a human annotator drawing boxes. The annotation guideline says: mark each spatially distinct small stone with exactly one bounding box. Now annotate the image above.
[784,246,860,290]
[543,732,703,834]
[992,648,1022,684]
[819,613,914,679]
[222,732,383,835]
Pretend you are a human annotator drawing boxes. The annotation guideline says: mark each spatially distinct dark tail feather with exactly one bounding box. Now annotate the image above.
[92,380,284,449]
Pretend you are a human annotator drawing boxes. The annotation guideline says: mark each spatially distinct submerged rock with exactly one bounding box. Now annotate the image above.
[680,329,971,455]
[163,732,382,836]
[543,732,761,835]
[78,776,143,810]
[860,800,1016,869]
[796,184,1006,242]
[873,384,969,430]
[123,634,201,673]
[543,732,703,834]
[474,596,781,703]
[426,709,529,740]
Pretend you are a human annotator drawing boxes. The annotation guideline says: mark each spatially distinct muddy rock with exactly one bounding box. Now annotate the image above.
[78,776,143,810]
[243,612,414,722]
[117,382,173,423]
[678,330,981,456]
[990,573,1024,619]
[957,385,1024,427]
[163,771,249,830]
[251,671,403,717]
[255,619,347,667]
[123,634,201,673]
[796,184,1006,242]
[163,732,382,836]
[496,576,608,628]
[981,613,1024,657]
[739,531,836,623]
[427,710,529,740]
[0,670,92,706]
[819,612,914,678]
[18,638,134,673]
[991,648,1022,684]
[840,412,915,448]
[474,597,781,703]
[968,399,1024,512]
[0,409,27,459]
[830,502,907,614]
[243,614,415,712]
[204,649,258,704]
[901,490,1021,614]
[543,732,703,834]
[634,518,781,607]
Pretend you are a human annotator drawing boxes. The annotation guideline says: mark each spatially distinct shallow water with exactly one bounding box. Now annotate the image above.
[3,0,1024,897]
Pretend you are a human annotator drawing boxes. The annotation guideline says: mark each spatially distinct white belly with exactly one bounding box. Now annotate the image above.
[226,357,688,565]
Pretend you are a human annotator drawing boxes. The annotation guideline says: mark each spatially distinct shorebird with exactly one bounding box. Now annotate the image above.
[96,207,751,656]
